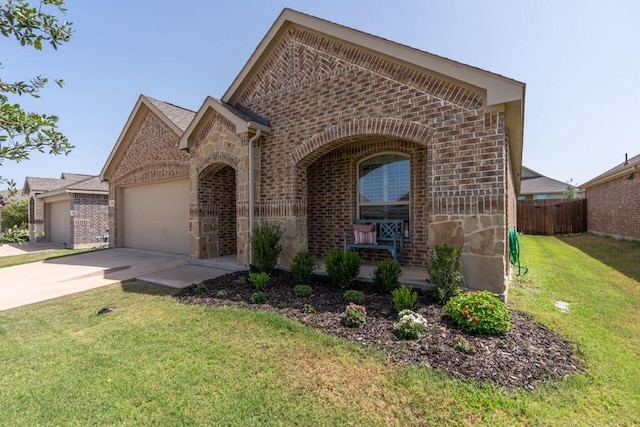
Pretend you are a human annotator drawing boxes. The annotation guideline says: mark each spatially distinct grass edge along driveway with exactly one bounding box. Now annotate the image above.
[0,234,638,426]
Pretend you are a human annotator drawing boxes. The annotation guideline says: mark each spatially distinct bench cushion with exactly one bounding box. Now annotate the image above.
[354,230,377,245]
[352,223,374,240]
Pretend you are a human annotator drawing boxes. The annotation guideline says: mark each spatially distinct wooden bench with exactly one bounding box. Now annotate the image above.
[343,219,405,263]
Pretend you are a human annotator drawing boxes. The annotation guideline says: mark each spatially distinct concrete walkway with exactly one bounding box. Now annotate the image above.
[0,245,230,312]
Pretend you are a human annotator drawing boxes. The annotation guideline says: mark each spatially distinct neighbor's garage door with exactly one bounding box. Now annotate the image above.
[122,178,190,254]
[49,200,71,245]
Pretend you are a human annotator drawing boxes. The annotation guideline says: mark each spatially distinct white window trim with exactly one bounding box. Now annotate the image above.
[356,152,411,225]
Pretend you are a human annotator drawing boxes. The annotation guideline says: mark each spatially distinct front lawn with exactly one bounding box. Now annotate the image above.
[0,234,638,425]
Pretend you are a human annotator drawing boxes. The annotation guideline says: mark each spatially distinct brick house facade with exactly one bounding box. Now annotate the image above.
[23,174,108,248]
[583,153,639,241]
[102,9,525,297]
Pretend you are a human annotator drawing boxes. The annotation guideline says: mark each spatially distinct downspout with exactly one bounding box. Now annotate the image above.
[248,128,261,266]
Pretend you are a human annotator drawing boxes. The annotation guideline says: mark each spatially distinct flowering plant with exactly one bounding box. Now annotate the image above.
[343,303,366,328]
[443,291,511,335]
[394,310,428,340]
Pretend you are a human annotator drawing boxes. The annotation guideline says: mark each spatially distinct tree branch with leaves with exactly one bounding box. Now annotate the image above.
[0,0,73,193]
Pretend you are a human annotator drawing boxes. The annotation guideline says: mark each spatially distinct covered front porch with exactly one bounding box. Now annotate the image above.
[190,255,431,290]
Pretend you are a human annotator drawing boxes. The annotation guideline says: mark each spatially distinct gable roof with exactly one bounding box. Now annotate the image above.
[36,175,108,199]
[520,166,575,196]
[581,153,640,188]
[23,173,91,195]
[101,95,196,181]
[178,96,270,150]
[221,8,525,190]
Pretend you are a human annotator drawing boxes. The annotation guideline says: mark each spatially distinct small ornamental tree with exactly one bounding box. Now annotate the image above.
[0,1,74,193]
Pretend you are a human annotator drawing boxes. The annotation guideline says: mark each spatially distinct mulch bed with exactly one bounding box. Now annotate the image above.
[175,269,584,391]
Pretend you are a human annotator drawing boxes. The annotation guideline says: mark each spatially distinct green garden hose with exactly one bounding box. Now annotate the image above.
[509,227,528,276]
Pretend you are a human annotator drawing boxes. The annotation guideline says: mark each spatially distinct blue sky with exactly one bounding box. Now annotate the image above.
[2,0,638,189]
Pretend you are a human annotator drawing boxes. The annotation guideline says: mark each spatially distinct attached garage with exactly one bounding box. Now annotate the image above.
[47,200,71,245]
[121,178,190,254]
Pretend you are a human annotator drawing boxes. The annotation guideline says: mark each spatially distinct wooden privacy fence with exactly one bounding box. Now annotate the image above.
[517,199,587,235]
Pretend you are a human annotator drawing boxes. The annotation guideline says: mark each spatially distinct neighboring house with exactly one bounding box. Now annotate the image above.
[582,153,639,241]
[23,173,109,248]
[101,9,525,297]
[518,166,583,200]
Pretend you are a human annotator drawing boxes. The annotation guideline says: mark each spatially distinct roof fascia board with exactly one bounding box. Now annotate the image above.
[178,97,270,150]
[582,160,640,188]
[100,95,182,181]
[223,9,525,107]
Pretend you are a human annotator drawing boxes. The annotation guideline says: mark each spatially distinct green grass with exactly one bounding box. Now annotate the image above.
[0,248,95,268]
[0,234,638,425]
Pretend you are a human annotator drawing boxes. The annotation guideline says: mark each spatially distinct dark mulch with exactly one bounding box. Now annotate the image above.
[175,269,584,391]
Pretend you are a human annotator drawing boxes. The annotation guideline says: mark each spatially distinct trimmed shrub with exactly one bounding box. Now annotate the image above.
[249,291,266,304]
[291,250,317,286]
[251,222,284,274]
[372,259,402,293]
[343,289,365,304]
[324,250,361,289]
[343,303,366,328]
[301,304,316,314]
[293,284,312,297]
[444,291,511,335]
[391,285,418,312]
[248,272,270,291]
[394,309,428,340]
[426,244,462,305]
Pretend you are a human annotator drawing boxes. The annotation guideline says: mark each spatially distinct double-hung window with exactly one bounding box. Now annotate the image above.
[358,153,410,237]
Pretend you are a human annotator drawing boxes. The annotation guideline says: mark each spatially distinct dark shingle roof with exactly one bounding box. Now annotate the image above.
[145,96,196,132]
[63,176,108,192]
[222,102,270,127]
[520,166,576,195]
[25,173,107,195]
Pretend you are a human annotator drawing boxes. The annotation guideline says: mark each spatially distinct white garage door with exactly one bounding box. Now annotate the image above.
[122,179,190,254]
[49,200,71,245]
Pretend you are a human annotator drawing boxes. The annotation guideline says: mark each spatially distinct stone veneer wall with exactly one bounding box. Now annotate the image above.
[586,172,640,241]
[188,109,250,264]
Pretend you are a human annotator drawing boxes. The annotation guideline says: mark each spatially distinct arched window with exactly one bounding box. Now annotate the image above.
[358,153,410,235]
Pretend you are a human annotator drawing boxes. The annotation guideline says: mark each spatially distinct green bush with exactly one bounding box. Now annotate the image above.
[324,250,361,288]
[343,289,365,304]
[249,291,266,304]
[452,335,475,354]
[394,310,428,340]
[391,285,418,312]
[291,250,317,286]
[372,259,402,293]
[301,304,316,314]
[215,289,228,299]
[426,244,462,305]
[251,222,284,274]
[444,291,511,335]
[248,272,270,291]
[0,199,27,230]
[0,226,29,244]
[343,303,366,328]
[293,284,312,297]
[193,282,207,295]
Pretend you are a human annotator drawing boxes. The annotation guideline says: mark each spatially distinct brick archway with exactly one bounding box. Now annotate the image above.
[291,118,434,167]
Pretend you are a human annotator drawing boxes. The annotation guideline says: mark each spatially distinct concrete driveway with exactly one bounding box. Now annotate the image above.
[0,244,229,311]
